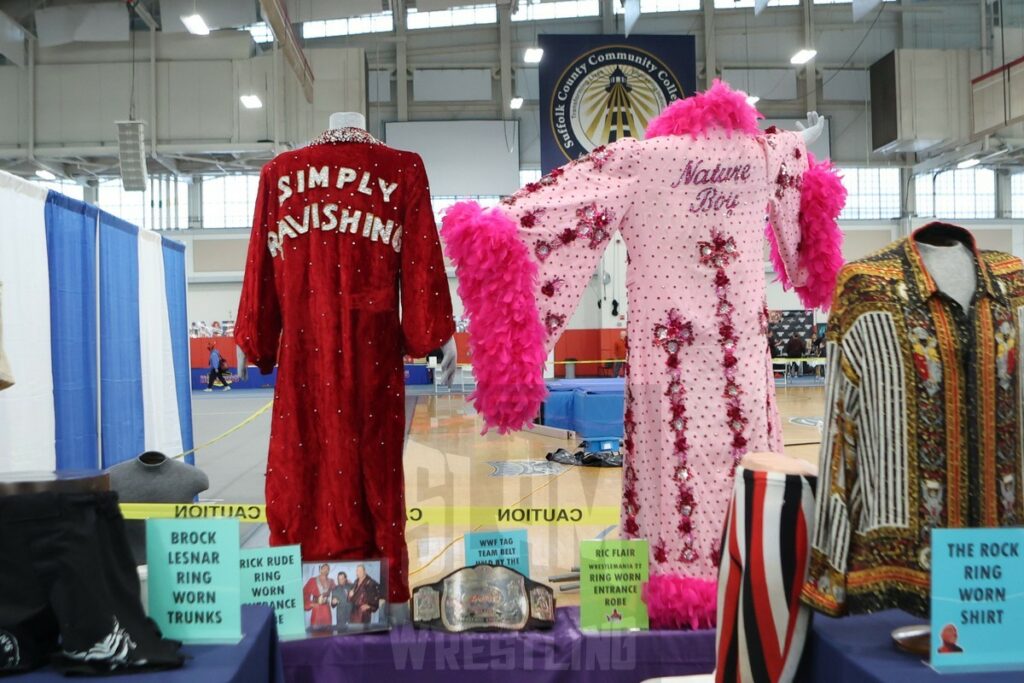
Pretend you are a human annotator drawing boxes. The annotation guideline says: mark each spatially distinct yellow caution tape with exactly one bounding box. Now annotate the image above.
[119,503,620,527]
[120,503,268,522]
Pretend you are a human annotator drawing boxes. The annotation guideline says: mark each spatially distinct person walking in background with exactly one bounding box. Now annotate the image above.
[612,330,627,377]
[205,344,231,392]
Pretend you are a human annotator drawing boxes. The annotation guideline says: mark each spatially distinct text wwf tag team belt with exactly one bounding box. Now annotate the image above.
[411,564,556,632]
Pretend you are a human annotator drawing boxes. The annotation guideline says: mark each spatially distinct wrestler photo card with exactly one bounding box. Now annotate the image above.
[300,559,390,636]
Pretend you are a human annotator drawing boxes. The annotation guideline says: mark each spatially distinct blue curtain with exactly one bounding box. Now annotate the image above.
[98,211,144,467]
[44,192,100,470]
[162,237,195,464]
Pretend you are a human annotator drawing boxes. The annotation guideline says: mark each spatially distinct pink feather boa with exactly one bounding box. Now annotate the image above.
[645,79,762,139]
[440,201,548,434]
[766,154,847,310]
[642,574,717,630]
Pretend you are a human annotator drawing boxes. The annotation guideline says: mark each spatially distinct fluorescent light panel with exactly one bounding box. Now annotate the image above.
[181,14,210,36]
[510,96,524,110]
[240,94,263,109]
[790,49,817,65]
[957,158,980,169]
[35,169,56,181]
[524,47,544,64]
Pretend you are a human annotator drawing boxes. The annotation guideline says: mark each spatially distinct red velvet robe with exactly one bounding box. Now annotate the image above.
[236,128,455,602]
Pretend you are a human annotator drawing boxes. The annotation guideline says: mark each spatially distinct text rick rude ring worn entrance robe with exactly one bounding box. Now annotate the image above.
[236,128,454,602]
[442,82,846,626]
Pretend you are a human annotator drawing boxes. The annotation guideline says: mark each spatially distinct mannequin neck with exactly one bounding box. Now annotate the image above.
[329,112,366,130]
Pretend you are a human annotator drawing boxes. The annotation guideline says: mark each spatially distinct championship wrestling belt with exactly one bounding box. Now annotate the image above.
[411,564,556,632]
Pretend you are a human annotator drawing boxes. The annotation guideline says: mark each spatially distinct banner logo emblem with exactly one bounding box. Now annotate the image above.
[551,45,682,162]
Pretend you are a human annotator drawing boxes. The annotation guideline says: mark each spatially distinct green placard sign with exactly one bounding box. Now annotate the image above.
[240,546,304,638]
[146,518,242,643]
[580,539,649,631]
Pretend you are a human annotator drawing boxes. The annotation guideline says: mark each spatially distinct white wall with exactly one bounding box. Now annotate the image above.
[188,281,242,323]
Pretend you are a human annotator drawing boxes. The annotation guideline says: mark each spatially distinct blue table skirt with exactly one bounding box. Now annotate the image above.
[20,605,283,683]
[281,606,714,683]
[801,609,1023,682]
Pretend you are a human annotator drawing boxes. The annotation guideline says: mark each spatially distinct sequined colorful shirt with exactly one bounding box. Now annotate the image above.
[803,225,1024,617]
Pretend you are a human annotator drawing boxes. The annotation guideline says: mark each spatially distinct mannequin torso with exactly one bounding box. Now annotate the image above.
[916,240,977,312]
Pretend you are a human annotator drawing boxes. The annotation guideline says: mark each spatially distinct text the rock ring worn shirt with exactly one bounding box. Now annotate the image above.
[803,224,1024,618]
[235,128,455,603]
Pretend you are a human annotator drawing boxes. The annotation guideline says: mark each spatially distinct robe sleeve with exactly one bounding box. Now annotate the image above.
[762,129,847,311]
[442,139,638,434]
[801,275,859,616]
[235,165,282,374]
[400,155,456,357]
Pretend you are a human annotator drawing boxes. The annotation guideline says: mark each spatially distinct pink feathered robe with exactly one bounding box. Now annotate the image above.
[442,82,845,626]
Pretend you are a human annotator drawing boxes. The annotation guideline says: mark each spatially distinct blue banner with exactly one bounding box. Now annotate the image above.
[98,211,144,467]
[44,192,99,470]
[163,237,195,464]
[539,34,696,172]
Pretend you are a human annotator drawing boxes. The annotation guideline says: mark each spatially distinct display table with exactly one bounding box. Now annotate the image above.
[801,609,1022,682]
[281,607,714,683]
[20,605,283,683]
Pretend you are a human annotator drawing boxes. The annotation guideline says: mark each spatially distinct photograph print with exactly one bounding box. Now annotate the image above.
[301,559,389,635]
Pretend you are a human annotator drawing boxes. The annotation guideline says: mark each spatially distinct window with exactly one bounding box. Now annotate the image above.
[408,4,496,30]
[836,167,901,220]
[713,0,799,9]
[34,179,85,201]
[1009,173,1024,218]
[97,177,190,231]
[514,0,601,21]
[813,0,896,4]
[202,175,261,229]
[915,169,996,220]
[612,0,699,14]
[431,196,501,227]
[519,169,542,186]
[242,22,274,43]
[302,12,393,39]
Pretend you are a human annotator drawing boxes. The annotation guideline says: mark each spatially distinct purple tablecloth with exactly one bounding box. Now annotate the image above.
[20,605,284,683]
[281,607,714,682]
[801,609,1023,682]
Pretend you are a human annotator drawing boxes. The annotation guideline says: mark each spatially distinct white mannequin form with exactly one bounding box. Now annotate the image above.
[798,112,825,145]
[328,111,367,130]
[326,111,459,387]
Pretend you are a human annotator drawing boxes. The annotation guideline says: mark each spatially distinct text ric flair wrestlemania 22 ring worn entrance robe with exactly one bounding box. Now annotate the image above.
[442,82,845,624]
[236,128,454,602]
[803,225,1024,618]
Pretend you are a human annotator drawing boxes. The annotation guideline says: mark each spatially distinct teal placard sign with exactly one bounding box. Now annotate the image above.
[931,528,1024,674]
[146,518,242,643]
[466,529,530,577]
[240,545,304,638]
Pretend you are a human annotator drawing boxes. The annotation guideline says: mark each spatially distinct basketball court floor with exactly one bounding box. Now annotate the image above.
[192,384,826,606]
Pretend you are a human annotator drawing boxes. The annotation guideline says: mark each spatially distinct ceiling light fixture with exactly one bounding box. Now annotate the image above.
[790,49,817,65]
[524,47,544,64]
[957,158,980,169]
[510,97,524,110]
[746,95,761,106]
[35,169,56,181]
[240,94,264,109]
[181,14,210,36]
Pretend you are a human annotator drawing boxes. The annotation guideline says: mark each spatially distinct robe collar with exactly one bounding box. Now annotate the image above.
[309,127,381,146]
[644,79,763,140]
